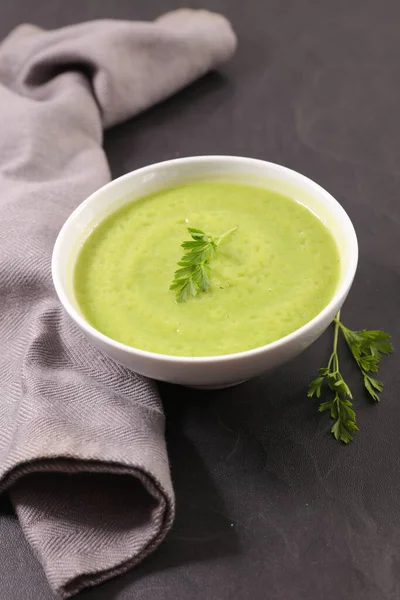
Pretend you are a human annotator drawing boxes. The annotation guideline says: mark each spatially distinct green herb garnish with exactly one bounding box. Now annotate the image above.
[308,310,393,443]
[170,226,237,302]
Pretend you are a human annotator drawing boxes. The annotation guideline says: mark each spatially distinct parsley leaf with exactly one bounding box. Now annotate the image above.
[308,314,358,443]
[335,320,393,402]
[170,227,237,302]
[309,310,393,443]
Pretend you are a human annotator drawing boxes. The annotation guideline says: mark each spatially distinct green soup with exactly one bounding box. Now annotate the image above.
[74,182,340,356]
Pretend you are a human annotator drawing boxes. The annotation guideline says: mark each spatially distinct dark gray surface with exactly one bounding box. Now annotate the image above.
[1,1,400,599]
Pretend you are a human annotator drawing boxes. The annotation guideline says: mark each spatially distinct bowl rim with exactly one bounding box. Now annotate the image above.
[52,155,359,364]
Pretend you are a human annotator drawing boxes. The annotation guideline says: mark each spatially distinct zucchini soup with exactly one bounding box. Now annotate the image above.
[74,181,340,356]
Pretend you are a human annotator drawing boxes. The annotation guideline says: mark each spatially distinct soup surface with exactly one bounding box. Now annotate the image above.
[74,182,340,356]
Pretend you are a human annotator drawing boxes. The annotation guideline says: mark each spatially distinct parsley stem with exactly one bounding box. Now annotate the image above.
[215,226,238,246]
[327,311,341,372]
[332,310,340,373]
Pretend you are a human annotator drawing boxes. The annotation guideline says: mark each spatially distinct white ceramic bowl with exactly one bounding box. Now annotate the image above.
[52,156,358,388]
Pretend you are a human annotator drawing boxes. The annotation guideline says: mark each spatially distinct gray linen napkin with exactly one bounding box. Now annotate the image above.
[0,10,236,598]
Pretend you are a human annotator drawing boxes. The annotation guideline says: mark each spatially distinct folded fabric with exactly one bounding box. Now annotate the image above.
[0,10,236,598]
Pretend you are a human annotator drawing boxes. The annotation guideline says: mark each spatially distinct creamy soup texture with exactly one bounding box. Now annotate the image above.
[74,182,340,356]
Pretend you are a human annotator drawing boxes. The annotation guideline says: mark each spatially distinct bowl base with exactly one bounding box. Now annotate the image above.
[186,380,248,390]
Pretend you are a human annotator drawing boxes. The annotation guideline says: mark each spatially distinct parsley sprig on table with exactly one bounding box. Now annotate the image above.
[308,310,393,443]
[170,226,237,302]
